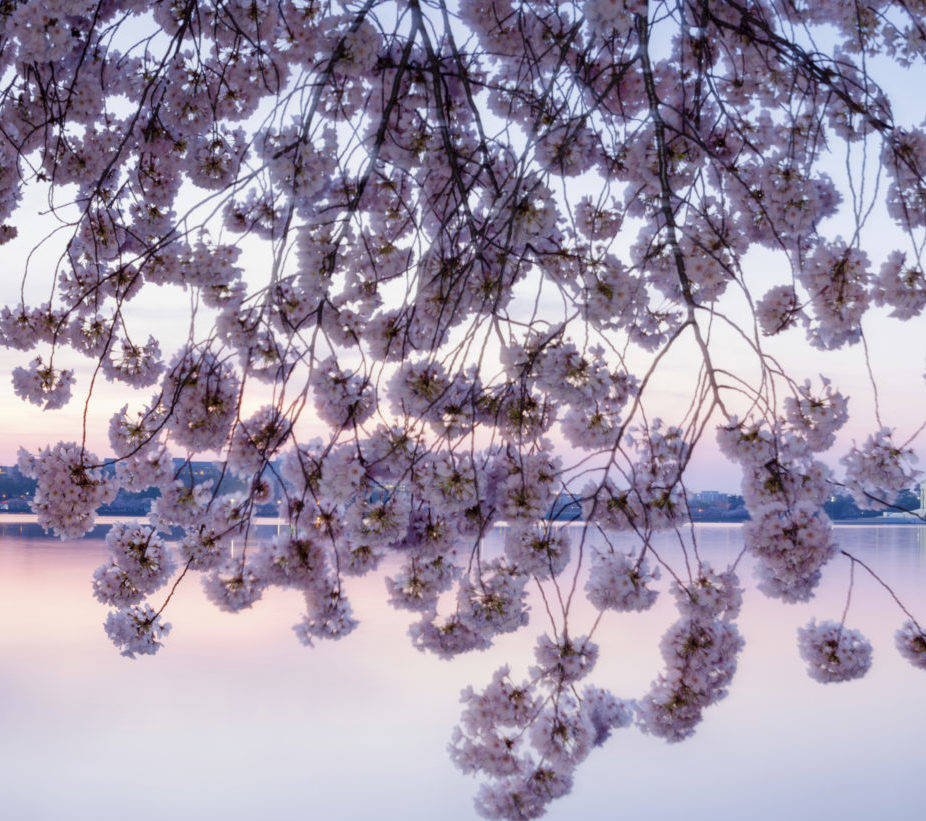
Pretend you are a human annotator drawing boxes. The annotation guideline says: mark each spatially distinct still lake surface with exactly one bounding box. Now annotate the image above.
[0,520,923,821]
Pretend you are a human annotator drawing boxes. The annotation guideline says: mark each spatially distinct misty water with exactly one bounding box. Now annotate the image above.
[0,521,923,821]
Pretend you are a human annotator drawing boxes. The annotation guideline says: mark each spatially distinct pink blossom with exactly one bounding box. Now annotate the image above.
[798,620,873,683]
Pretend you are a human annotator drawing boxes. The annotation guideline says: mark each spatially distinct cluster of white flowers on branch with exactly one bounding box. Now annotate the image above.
[797,619,873,684]
[2,0,926,817]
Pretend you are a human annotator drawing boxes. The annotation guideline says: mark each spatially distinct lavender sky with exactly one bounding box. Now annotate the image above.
[0,32,924,494]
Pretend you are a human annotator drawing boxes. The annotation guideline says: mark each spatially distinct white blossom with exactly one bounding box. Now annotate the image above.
[104,604,172,659]
[895,620,926,670]
[797,620,873,683]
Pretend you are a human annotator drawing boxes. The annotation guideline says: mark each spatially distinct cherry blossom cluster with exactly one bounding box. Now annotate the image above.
[449,662,633,821]
[719,419,837,601]
[11,357,75,410]
[17,443,118,539]
[1,0,925,816]
[504,524,571,580]
[637,567,744,742]
[104,604,172,660]
[584,550,660,612]
[894,621,926,671]
[582,423,688,534]
[797,620,873,684]
[841,428,921,510]
[93,523,177,607]
[162,348,240,453]
[783,379,849,453]
[874,251,926,320]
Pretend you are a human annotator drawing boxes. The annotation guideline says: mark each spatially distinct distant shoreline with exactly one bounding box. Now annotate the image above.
[0,512,922,531]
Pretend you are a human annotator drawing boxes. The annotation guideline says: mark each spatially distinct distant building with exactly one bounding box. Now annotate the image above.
[690,491,730,510]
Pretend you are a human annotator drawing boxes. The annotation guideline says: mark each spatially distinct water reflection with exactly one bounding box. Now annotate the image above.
[0,522,923,820]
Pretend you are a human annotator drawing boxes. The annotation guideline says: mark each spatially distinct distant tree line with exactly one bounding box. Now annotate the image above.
[0,462,280,517]
[824,488,920,520]
[1,468,917,523]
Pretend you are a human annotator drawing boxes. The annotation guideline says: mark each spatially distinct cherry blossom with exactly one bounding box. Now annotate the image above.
[17,443,117,538]
[797,620,873,684]
[842,428,921,509]
[11,357,75,410]
[1,1,925,817]
[585,550,660,612]
[895,620,926,671]
[104,604,172,659]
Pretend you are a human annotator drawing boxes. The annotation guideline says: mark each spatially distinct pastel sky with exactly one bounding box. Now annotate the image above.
[1,190,924,494]
[1,275,921,493]
[1,57,924,495]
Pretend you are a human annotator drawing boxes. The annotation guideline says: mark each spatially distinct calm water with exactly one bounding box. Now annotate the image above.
[0,521,923,821]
